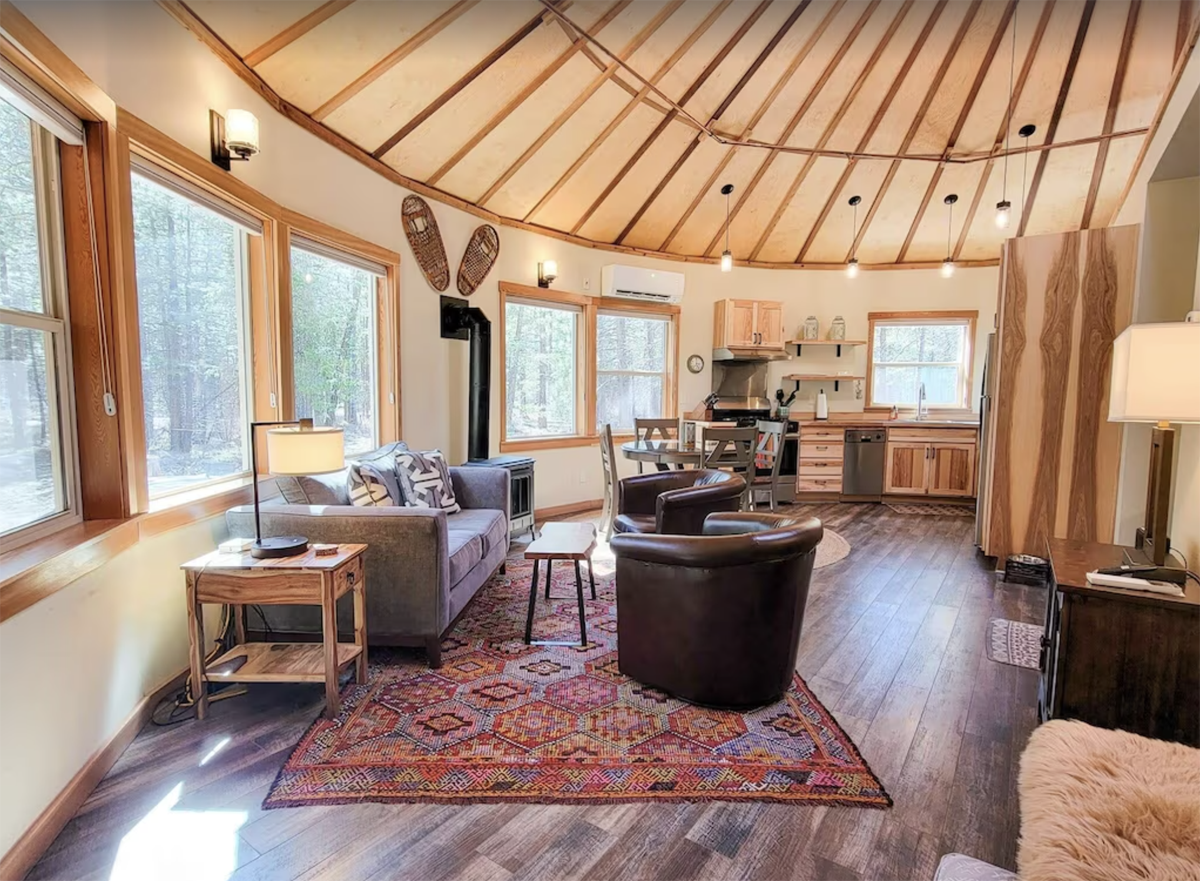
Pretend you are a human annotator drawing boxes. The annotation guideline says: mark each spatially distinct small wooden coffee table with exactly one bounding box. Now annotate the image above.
[523,523,597,646]
[180,544,368,720]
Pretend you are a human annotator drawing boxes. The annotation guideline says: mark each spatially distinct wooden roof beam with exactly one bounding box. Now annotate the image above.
[839,0,983,263]
[1081,0,1140,229]
[243,0,355,68]
[373,2,571,159]
[479,0,710,210]
[1018,0,1096,237]
[1179,0,1197,62]
[952,0,1055,260]
[564,0,773,235]
[312,0,480,121]
[895,0,1017,264]
[797,0,948,263]
[426,0,633,186]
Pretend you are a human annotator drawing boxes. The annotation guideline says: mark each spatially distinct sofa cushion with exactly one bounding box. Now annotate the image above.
[446,530,483,588]
[395,450,461,514]
[614,513,656,534]
[274,468,350,506]
[446,508,508,557]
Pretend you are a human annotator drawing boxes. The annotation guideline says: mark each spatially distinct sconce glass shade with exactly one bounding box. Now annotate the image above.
[995,200,1011,229]
[1108,322,1200,424]
[720,250,733,272]
[941,259,955,279]
[846,258,859,279]
[224,109,260,158]
[265,426,344,475]
[537,260,557,287]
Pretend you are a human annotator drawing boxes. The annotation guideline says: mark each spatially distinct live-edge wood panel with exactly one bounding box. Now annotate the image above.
[983,225,1138,562]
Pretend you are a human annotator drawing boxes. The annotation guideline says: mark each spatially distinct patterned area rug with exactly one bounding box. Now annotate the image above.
[986,618,1043,669]
[886,503,975,516]
[264,546,890,809]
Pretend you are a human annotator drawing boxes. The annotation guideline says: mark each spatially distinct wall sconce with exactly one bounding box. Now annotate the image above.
[538,260,557,288]
[210,109,260,171]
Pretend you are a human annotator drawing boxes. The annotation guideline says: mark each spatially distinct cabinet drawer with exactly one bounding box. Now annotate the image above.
[335,556,364,600]
[801,427,844,441]
[888,427,978,443]
[799,441,844,460]
[798,460,843,477]
[797,477,843,493]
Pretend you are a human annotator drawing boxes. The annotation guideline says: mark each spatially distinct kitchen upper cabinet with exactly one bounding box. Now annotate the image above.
[928,443,976,496]
[884,443,929,494]
[714,299,785,350]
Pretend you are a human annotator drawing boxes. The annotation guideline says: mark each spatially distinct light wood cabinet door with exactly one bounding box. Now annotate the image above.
[884,443,929,494]
[726,300,758,347]
[928,443,976,497]
[755,302,785,349]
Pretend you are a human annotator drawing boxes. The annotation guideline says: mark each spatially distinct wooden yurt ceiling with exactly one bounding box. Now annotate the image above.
[168,0,1197,267]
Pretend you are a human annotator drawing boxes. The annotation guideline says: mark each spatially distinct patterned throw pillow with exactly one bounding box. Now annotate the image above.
[394,450,461,514]
[347,462,395,507]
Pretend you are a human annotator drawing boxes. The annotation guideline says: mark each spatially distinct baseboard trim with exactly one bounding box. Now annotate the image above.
[0,668,187,881]
[534,499,602,521]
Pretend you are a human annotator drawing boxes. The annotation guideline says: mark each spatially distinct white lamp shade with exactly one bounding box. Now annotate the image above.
[265,426,344,475]
[225,109,259,155]
[1108,321,1200,424]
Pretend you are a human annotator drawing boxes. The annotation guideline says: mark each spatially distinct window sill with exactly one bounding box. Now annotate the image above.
[500,436,598,453]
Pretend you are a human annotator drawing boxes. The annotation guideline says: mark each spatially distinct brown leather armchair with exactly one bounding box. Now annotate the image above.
[613,469,745,536]
[610,512,824,708]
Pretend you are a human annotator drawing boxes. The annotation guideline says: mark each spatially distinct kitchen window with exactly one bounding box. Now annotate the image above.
[867,311,977,410]
[0,97,79,546]
[596,309,672,433]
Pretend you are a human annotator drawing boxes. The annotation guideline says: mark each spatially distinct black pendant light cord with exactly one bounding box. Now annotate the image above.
[946,199,953,259]
[724,189,731,252]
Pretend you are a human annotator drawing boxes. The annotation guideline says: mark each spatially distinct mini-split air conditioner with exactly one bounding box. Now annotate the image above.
[600,264,685,305]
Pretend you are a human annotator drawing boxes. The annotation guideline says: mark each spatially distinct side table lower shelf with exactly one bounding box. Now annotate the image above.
[208,642,363,684]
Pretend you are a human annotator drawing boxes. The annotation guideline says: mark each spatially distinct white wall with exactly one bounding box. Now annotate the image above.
[1,0,998,857]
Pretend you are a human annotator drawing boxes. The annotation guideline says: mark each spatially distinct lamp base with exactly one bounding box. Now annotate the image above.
[251,536,309,559]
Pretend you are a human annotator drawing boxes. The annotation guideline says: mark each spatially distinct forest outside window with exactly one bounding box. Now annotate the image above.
[868,311,976,410]
[504,297,581,442]
[596,309,671,433]
[290,237,383,457]
[130,164,257,500]
[0,97,78,545]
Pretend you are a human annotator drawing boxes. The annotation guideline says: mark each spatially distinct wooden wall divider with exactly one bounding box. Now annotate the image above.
[981,224,1139,563]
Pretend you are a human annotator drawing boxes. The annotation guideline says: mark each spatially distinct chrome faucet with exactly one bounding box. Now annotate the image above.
[917,382,928,420]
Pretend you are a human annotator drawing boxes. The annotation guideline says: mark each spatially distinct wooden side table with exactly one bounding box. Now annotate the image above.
[180,544,368,719]
[523,523,597,646]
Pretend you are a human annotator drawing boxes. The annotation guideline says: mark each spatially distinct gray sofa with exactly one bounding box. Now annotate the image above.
[225,443,510,667]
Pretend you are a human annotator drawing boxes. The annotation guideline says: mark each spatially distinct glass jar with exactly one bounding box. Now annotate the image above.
[829,315,846,340]
[803,315,819,340]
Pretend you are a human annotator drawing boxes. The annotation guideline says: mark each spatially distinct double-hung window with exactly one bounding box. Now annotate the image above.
[290,237,384,457]
[130,160,259,500]
[868,311,977,409]
[0,96,78,544]
[504,297,582,441]
[596,309,671,433]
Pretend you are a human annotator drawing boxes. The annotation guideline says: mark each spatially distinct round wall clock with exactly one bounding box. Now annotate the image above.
[687,354,705,374]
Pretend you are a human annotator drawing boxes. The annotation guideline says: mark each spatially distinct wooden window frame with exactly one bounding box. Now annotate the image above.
[865,310,978,413]
[280,209,402,450]
[498,281,680,452]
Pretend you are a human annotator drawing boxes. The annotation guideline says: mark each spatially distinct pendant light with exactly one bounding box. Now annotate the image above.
[846,195,862,278]
[720,183,734,272]
[942,194,958,278]
[996,13,1018,229]
[1018,123,1037,228]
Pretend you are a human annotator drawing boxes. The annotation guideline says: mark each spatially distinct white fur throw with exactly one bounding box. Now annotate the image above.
[1018,720,1200,881]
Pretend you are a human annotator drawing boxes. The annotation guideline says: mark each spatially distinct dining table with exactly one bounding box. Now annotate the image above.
[621,438,744,469]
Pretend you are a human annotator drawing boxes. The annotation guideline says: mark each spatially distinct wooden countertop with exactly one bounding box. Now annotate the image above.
[684,415,979,430]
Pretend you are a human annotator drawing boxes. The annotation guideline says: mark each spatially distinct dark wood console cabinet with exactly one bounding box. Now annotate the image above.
[1043,539,1199,746]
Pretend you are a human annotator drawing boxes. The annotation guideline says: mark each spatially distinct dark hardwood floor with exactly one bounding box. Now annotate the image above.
[27,503,1042,881]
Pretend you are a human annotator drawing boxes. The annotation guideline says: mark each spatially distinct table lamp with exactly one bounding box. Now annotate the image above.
[1108,316,1200,571]
[250,418,344,558]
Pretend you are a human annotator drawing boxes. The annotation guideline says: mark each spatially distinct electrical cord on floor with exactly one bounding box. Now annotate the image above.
[152,565,247,725]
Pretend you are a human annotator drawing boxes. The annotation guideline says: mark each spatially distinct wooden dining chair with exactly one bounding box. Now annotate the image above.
[750,420,786,512]
[701,425,756,509]
[634,418,678,473]
[599,423,619,537]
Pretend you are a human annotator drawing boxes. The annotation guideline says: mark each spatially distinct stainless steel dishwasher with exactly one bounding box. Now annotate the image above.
[841,429,887,501]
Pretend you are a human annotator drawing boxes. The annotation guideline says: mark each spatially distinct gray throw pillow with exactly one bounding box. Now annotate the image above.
[348,462,396,507]
[272,469,351,505]
[394,450,460,514]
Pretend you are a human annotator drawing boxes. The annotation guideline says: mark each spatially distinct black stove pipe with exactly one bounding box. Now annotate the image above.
[440,296,491,462]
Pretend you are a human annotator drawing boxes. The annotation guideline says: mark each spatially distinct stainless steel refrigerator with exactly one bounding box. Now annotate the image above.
[975,332,996,546]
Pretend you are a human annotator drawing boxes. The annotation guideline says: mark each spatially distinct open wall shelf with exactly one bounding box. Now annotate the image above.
[786,340,867,357]
[783,374,865,391]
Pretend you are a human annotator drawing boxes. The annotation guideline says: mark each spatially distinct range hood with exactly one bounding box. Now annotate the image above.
[712,346,792,362]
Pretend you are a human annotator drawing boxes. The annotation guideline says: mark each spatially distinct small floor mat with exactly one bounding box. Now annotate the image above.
[986,618,1043,669]
[886,503,975,516]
